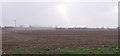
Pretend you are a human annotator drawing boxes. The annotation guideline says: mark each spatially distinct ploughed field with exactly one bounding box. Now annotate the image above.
[2,29,118,51]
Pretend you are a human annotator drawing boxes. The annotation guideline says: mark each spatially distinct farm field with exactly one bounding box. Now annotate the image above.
[2,29,119,54]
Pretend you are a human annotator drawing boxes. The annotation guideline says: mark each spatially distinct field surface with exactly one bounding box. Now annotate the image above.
[2,29,118,54]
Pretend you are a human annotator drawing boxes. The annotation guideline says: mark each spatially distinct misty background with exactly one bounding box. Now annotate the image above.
[1,2,118,28]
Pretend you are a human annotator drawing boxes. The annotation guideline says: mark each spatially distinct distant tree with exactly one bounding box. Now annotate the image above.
[20,25,24,28]
[101,27,104,29]
[29,25,32,28]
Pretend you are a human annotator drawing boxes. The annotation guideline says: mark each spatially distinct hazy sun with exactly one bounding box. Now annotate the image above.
[56,4,71,27]
[56,5,67,15]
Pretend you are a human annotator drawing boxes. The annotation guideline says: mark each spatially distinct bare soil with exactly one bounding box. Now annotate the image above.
[2,29,118,51]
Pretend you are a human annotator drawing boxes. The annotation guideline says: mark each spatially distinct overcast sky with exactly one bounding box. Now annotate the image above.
[1,2,118,28]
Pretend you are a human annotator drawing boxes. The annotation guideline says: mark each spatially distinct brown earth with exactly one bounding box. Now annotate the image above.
[2,29,118,51]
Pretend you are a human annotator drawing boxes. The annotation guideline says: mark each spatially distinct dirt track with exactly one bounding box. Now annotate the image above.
[2,29,118,51]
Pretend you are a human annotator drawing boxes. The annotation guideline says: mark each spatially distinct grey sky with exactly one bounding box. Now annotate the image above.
[1,2,118,28]
[0,3,2,27]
